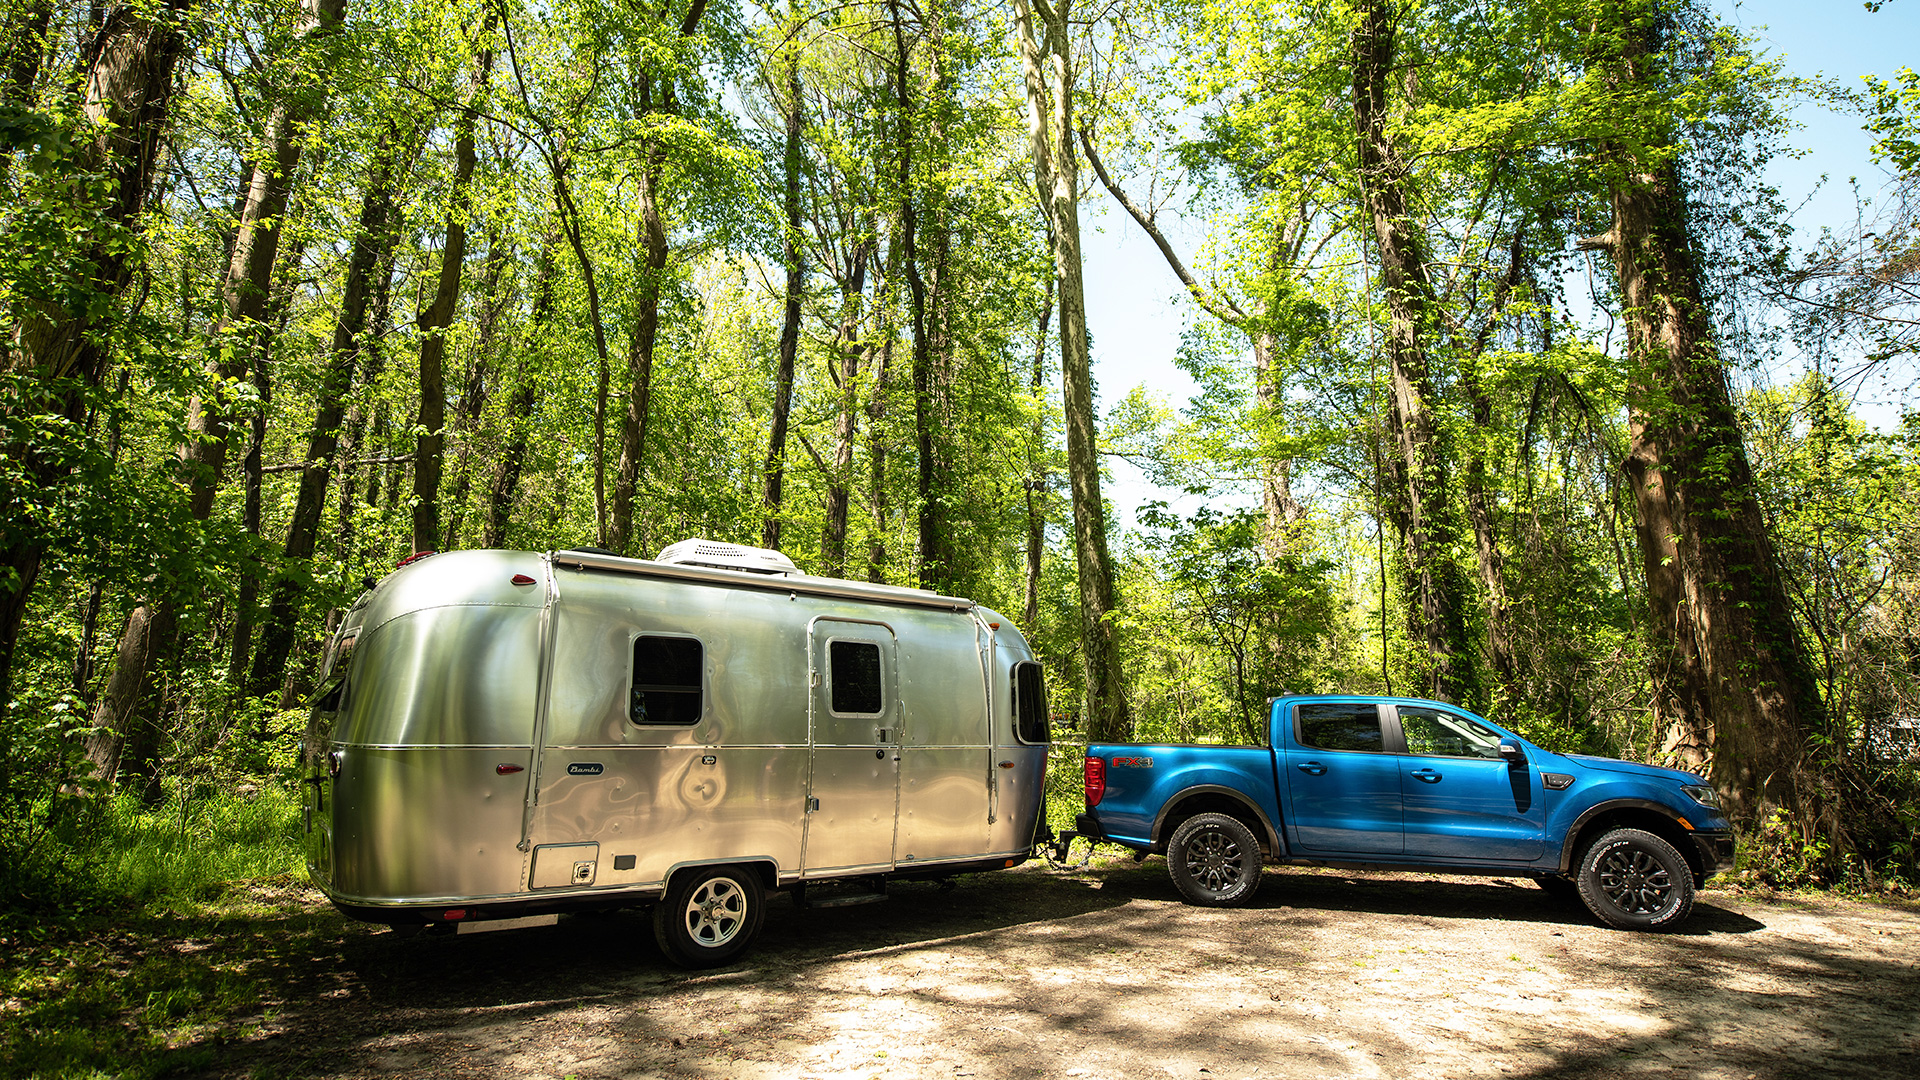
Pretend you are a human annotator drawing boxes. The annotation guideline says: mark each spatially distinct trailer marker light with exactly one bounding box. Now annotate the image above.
[443,909,468,921]
[396,550,438,568]
[510,574,536,586]
[496,763,525,775]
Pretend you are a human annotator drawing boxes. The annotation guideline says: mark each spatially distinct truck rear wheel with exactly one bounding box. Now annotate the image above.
[653,865,765,968]
[1167,813,1263,907]
[1574,828,1694,930]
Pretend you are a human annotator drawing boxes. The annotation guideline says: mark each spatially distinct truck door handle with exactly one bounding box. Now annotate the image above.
[1296,761,1327,776]
[1411,768,1443,783]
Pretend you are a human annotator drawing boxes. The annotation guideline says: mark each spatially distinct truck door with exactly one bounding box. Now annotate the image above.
[803,618,901,873]
[1394,704,1545,861]
[1281,701,1404,854]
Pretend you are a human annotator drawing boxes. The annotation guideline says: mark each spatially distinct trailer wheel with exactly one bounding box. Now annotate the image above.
[1167,813,1263,907]
[653,865,765,968]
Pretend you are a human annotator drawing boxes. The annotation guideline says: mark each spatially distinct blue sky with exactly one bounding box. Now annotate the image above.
[1081,0,1919,527]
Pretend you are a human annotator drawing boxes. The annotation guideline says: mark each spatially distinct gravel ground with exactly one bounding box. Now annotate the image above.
[203,856,1920,1080]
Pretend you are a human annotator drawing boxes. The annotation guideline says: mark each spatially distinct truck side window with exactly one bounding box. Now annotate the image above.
[1012,661,1048,744]
[631,635,703,725]
[1399,706,1502,759]
[829,640,884,715]
[1296,703,1384,752]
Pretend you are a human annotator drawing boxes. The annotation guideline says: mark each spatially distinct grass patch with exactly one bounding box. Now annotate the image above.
[1,785,319,1080]
[85,786,307,907]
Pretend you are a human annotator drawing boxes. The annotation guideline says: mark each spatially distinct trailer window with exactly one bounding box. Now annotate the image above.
[1296,703,1384,753]
[829,640,884,715]
[1012,661,1048,744]
[631,635,703,725]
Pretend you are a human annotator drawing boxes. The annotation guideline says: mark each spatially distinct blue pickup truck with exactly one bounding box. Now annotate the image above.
[1069,695,1735,930]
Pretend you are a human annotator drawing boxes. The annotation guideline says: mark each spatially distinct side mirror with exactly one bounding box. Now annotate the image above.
[1498,739,1526,765]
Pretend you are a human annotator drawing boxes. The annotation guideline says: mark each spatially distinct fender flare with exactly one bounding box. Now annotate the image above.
[1150,785,1284,856]
[1557,798,1694,874]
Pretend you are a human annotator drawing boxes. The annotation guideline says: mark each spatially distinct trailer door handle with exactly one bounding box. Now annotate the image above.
[1296,761,1327,776]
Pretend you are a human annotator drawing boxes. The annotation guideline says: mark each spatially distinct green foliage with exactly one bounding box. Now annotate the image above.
[1,873,327,1080]
[0,0,1915,910]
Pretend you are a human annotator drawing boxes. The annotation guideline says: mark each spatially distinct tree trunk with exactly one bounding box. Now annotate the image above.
[248,149,398,701]
[607,2,709,556]
[441,232,510,550]
[1460,227,1529,709]
[1,0,51,104]
[1024,273,1052,631]
[1,0,194,723]
[1350,0,1476,706]
[822,242,871,576]
[486,242,559,548]
[1584,1,1826,828]
[866,235,899,584]
[411,35,493,553]
[762,51,804,550]
[1014,0,1130,741]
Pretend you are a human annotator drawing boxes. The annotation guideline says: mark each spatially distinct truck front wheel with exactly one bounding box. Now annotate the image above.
[1167,813,1263,907]
[653,865,765,968]
[1575,828,1694,930]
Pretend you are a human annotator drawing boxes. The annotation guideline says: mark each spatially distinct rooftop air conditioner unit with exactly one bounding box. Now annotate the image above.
[655,538,798,577]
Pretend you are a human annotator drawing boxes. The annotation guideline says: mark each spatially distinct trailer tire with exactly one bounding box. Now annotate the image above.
[1167,813,1263,907]
[1574,828,1694,931]
[653,865,765,968]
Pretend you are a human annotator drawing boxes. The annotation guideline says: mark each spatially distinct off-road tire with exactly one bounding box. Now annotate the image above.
[653,865,765,968]
[1167,812,1263,907]
[1575,828,1695,930]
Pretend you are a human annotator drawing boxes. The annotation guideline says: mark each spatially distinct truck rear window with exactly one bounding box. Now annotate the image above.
[1296,703,1384,752]
[631,635,703,725]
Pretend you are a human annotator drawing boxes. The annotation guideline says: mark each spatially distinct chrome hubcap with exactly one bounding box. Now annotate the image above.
[683,877,747,947]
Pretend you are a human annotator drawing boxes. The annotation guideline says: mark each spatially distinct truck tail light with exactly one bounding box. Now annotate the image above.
[1084,756,1106,807]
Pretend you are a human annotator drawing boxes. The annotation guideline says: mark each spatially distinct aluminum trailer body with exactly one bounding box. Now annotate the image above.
[302,544,1050,964]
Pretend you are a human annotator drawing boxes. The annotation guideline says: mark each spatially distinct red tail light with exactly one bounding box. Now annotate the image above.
[1084,756,1107,807]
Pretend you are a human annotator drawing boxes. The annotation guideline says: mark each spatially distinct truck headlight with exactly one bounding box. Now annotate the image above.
[1681,784,1721,809]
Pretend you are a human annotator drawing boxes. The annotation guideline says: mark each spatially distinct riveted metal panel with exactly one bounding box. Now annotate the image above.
[326,746,531,904]
[334,605,543,749]
[532,746,806,886]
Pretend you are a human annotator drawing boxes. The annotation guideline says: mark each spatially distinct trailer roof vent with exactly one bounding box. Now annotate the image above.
[656,538,799,577]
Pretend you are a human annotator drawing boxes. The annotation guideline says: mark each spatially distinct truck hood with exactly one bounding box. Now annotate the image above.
[1563,753,1701,784]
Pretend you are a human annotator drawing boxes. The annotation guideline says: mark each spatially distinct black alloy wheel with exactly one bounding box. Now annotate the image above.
[1575,827,1695,930]
[1167,812,1264,907]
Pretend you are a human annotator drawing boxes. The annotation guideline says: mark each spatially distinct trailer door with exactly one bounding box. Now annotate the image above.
[803,619,901,873]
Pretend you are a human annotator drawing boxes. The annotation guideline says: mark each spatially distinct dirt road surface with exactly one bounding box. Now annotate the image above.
[214,858,1919,1080]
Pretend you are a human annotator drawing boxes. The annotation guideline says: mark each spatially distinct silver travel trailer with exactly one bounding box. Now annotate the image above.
[302,541,1051,967]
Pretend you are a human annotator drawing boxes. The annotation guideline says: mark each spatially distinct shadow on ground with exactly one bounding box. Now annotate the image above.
[50,863,1915,1080]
